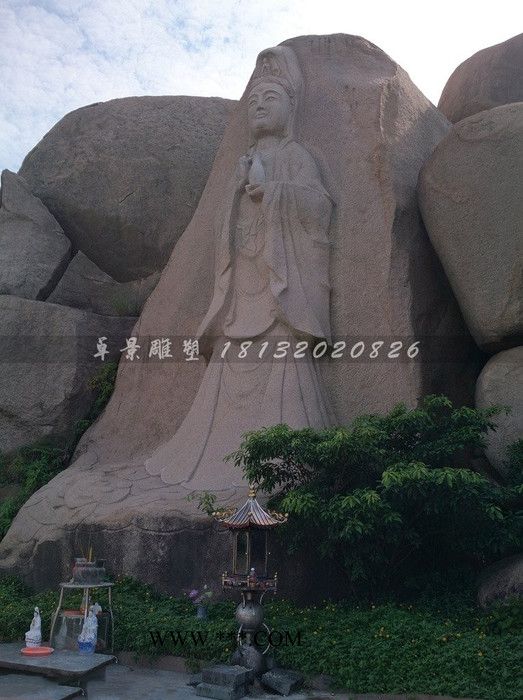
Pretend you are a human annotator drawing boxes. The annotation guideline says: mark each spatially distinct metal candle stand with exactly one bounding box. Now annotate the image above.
[49,581,114,653]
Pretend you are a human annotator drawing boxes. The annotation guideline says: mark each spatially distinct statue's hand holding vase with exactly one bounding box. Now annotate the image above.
[234,155,251,191]
[245,151,265,201]
[245,183,264,201]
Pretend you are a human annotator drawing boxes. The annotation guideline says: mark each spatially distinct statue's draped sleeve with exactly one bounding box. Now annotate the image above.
[261,140,332,343]
[196,139,333,344]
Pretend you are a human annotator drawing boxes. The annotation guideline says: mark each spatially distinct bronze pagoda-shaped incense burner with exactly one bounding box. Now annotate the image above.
[213,486,287,675]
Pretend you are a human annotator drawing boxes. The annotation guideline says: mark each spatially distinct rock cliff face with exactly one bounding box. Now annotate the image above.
[0,170,71,299]
[438,33,523,123]
[0,34,477,597]
[47,251,160,317]
[19,95,236,281]
[0,295,135,454]
[0,96,233,456]
[418,103,523,353]
[425,37,523,604]
[475,347,523,480]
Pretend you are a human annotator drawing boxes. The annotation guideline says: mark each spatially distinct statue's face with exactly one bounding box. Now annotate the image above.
[247,81,291,137]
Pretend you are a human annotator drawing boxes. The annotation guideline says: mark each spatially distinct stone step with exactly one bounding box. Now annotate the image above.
[0,673,82,699]
[202,664,253,688]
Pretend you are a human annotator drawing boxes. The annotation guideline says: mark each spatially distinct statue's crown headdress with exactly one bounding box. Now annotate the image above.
[249,46,302,101]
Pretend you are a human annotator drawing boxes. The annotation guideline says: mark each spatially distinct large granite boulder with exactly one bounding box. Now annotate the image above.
[0,35,477,595]
[48,251,160,316]
[475,347,523,479]
[438,33,523,123]
[0,170,71,299]
[418,103,523,353]
[19,95,236,281]
[478,554,523,607]
[0,295,135,454]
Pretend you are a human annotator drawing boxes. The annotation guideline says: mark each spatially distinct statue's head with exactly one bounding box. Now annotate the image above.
[247,79,293,139]
[247,46,302,143]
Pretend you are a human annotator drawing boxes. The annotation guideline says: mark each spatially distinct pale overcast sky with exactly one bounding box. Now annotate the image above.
[0,0,519,172]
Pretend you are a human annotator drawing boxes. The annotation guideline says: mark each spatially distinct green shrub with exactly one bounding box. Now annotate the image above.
[226,395,523,597]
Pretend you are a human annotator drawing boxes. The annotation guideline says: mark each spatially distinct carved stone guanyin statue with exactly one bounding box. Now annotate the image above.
[145,46,336,493]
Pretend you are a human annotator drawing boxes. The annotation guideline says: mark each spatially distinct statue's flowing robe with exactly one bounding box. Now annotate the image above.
[145,137,335,491]
[197,137,333,345]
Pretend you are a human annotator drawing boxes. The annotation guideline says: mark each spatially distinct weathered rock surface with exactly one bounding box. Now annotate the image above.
[0,295,135,454]
[438,33,523,123]
[478,554,523,607]
[0,170,71,299]
[48,251,160,316]
[0,35,478,595]
[418,103,523,353]
[475,347,523,479]
[19,95,236,281]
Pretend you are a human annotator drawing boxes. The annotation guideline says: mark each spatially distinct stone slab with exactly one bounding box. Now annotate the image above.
[189,672,204,686]
[262,668,304,696]
[202,664,252,688]
[0,673,82,699]
[0,643,115,679]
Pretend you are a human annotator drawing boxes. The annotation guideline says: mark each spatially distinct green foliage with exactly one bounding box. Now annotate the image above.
[85,361,119,422]
[185,490,243,522]
[481,597,523,636]
[0,440,70,539]
[110,291,142,317]
[186,491,219,517]
[0,575,521,700]
[504,438,523,485]
[0,362,118,539]
[226,395,523,596]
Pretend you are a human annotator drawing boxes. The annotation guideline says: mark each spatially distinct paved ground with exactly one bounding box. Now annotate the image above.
[0,673,82,699]
[85,664,340,699]
[84,665,481,699]
[0,660,481,699]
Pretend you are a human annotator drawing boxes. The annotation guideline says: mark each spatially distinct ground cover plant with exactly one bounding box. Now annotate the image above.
[0,576,521,700]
